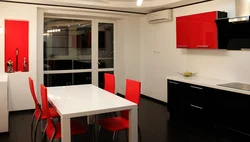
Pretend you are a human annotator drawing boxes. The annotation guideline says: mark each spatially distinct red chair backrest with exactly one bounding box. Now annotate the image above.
[121,79,141,120]
[40,85,55,134]
[104,73,115,94]
[29,77,39,109]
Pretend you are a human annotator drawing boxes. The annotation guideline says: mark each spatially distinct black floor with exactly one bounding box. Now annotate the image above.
[0,96,245,142]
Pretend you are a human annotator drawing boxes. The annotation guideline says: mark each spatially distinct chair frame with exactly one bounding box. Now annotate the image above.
[98,79,142,142]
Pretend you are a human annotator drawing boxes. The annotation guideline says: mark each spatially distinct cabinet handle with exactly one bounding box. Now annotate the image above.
[190,85,203,90]
[190,104,203,110]
[169,81,179,85]
[197,45,209,48]
[177,45,188,48]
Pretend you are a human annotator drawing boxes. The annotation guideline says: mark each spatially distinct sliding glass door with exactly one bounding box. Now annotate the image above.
[43,18,115,87]
[98,23,114,88]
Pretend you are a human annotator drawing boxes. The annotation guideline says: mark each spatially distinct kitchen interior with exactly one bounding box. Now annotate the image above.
[167,0,250,141]
[1,0,250,142]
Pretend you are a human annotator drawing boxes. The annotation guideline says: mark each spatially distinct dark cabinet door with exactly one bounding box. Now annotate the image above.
[215,89,250,135]
[185,84,215,128]
[168,80,189,118]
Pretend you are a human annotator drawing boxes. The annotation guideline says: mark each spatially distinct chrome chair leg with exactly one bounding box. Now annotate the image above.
[41,123,48,142]
[112,132,116,142]
[33,119,40,142]
[125,130,128,142]
[98,126,102,142]
[30,112,35,142]
[138,125,142,142]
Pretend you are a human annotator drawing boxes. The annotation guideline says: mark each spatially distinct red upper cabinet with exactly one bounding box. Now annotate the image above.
[176,16,192,48]
[176,11,227,49]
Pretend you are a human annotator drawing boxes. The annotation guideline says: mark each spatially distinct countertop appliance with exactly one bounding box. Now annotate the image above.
[217,82,250,91]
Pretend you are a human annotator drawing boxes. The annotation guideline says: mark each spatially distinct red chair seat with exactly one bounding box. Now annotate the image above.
[98,117,129,131]
[46,120,86,139]
[35,107,59,120]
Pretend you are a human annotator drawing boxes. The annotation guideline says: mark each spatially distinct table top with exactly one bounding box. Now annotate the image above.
[48,84,137,118]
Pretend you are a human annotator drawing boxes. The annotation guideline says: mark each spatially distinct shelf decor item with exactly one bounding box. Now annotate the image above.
[6,58,14,73]
[23,57,28,72]
[178,71,197,77]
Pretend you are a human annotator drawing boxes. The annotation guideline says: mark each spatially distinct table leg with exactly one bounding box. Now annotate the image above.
[87,115,96,142]
[129,108,138,142]
[87,115,95,125]
[61,117,71,142]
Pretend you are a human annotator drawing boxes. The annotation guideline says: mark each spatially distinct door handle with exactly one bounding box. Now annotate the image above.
[169,81,179,85]
[177,45,188,48]
[190,85,203,90]
[190,104,203,110]
[197,45,209,48]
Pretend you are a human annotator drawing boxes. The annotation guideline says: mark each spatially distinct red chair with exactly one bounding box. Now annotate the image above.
[104,73,115,94]
[98,79,142,142]
[40,84,86,142]
[29,77,59,142]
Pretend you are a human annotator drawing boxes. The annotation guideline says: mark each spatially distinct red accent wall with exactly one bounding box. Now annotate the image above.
[5,20,29,72]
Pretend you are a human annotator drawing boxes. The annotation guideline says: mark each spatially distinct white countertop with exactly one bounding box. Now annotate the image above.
[167,76,250,95]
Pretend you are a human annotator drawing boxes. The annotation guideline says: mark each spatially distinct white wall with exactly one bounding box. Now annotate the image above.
[0,3,37,111]
[116,17,141,95]
[0,2,141,111]
[140,0,250,102]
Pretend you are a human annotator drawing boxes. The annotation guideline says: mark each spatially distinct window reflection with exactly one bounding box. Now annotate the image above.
[98,23,114,69]
[44,72,92,87]
[44,18,92,70]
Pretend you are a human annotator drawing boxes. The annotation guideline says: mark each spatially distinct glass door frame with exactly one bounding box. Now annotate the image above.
[92,19,116,86]
[42,16,116,87]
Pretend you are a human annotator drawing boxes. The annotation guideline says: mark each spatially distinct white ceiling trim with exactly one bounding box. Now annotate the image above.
[49,0,182,8]
[3,0,212,13]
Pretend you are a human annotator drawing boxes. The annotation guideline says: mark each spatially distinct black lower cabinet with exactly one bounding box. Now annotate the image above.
[215,89,250,140]
[168,79,250,142]
[168,80,189,119]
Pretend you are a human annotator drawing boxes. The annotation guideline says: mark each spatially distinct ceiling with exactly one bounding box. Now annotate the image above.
[2,0,212,14]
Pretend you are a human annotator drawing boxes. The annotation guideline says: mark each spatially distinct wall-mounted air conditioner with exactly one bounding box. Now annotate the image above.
[147,9,173,24]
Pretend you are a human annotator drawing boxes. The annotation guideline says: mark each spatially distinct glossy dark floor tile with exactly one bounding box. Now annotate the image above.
[0,96,242,142]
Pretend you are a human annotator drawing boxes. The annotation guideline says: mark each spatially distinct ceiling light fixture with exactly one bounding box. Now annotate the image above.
[47,29,61,33]
[137,0,143,6]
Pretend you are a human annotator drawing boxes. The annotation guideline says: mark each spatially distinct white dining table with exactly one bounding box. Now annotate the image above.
[47,84,138,142]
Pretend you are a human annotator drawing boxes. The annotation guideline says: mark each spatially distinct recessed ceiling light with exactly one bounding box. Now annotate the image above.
[137,0,143,6]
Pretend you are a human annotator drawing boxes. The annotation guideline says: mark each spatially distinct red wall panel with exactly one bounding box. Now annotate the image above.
[5,20,29,72]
